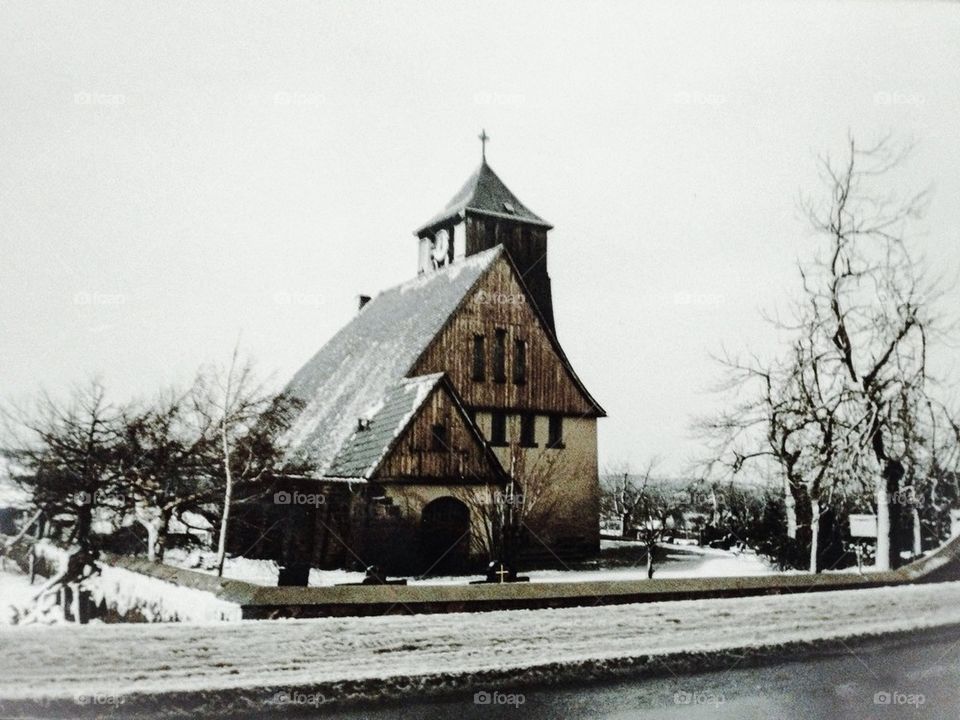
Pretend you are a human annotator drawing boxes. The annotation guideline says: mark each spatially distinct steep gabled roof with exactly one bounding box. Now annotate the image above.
[415,160,552,236]
[282,247,504,474]
[326,373,443,478]
[326,373,508,482]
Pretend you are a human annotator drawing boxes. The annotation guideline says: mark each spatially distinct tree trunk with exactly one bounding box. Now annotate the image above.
[809,497,820,573]
[155,510,171,563]
[875,459,904,571]
[912,507,922,557]
[144,521,159,563]
[216,425,234,578]
[875,475,891,571]
[791,483,812,567]
[646,544,655,579]
[783,476,797,539]
[871,426,904,571]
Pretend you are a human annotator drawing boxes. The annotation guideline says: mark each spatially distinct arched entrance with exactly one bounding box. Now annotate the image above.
[419,497,471,574]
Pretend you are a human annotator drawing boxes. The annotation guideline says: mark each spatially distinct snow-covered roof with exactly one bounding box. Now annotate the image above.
[282,247,503,474]
[415,160,552,236]
[327,374,443,478]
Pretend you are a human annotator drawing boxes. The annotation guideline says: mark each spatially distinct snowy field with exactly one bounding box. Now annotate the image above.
[2,581,960,710]
[163,540,775,588]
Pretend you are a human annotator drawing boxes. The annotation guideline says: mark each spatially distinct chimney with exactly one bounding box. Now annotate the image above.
[358,294,372,311]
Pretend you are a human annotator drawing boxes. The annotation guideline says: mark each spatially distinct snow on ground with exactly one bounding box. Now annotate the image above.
[1,581,959,704]
[164,541,776,588]
[89,564,241,623]
[0,564,39,625]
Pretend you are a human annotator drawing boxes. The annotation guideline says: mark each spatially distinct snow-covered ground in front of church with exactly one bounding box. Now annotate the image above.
[162,540,777,588]
[0,563,41,625]
[2,581,960,708]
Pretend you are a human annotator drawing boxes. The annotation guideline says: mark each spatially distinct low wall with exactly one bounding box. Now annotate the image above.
[36,532,960,621]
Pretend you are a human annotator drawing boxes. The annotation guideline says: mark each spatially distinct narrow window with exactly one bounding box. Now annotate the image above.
[520,413,537,448]
[472,334,485,381]
[493,328,507,383]
[490,411,507,446]
[513,338,526,385]
[431,423,447,451]
[548,414,564,449]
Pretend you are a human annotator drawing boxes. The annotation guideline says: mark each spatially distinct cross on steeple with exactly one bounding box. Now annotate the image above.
[478,129,489,162]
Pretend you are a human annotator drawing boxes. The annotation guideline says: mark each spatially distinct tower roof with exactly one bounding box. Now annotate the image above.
[415,160,552,236]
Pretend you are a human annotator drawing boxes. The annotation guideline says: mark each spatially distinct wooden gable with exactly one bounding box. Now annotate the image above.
[374,379,505,483]
[410,253,604,416]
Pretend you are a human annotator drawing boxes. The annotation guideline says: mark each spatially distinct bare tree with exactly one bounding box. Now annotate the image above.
[701,135,957,572]
[600,460,688,578]
[1,380,125,621]
[191,348,298,576]
[601,458,660,535]
[799,135,952,569]
[456,444,568,569]
[117,381,218,562]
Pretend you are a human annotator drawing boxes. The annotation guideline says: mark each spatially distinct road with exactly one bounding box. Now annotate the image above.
[328,632,960,720]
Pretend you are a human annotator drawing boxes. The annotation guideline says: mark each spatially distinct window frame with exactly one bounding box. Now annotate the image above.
[520,412,537,448]
[493,328,507,383]
[547,413,565,449]
[471,334,486,381]
[430,423,448,452]
[490,411,508,447]
[512,337,527,385]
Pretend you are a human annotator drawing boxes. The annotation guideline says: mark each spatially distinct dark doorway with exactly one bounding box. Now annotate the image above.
[419,497,470,574]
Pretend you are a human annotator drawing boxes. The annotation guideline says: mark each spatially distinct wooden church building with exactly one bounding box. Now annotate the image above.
[270,140,605,578]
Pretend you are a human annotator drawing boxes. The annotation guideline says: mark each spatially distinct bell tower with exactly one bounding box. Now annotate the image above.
[413,131,556,333]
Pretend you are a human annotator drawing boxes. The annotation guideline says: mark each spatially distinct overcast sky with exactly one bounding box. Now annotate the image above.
[2,1,959,473]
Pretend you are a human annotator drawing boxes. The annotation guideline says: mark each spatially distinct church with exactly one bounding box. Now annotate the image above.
[266,137,605,580]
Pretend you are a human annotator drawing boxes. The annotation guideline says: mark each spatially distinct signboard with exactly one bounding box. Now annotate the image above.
[849,514,878,539]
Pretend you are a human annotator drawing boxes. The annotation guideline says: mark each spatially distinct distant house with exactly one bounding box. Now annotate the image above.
[246,152,605,578]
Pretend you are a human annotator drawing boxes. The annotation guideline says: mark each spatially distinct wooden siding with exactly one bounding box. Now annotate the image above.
[464,214,554,330]
[411,254,598,416]
[375,382,501,482]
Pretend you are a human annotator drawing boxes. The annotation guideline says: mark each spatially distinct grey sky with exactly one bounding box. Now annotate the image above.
[2,1,958,472]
